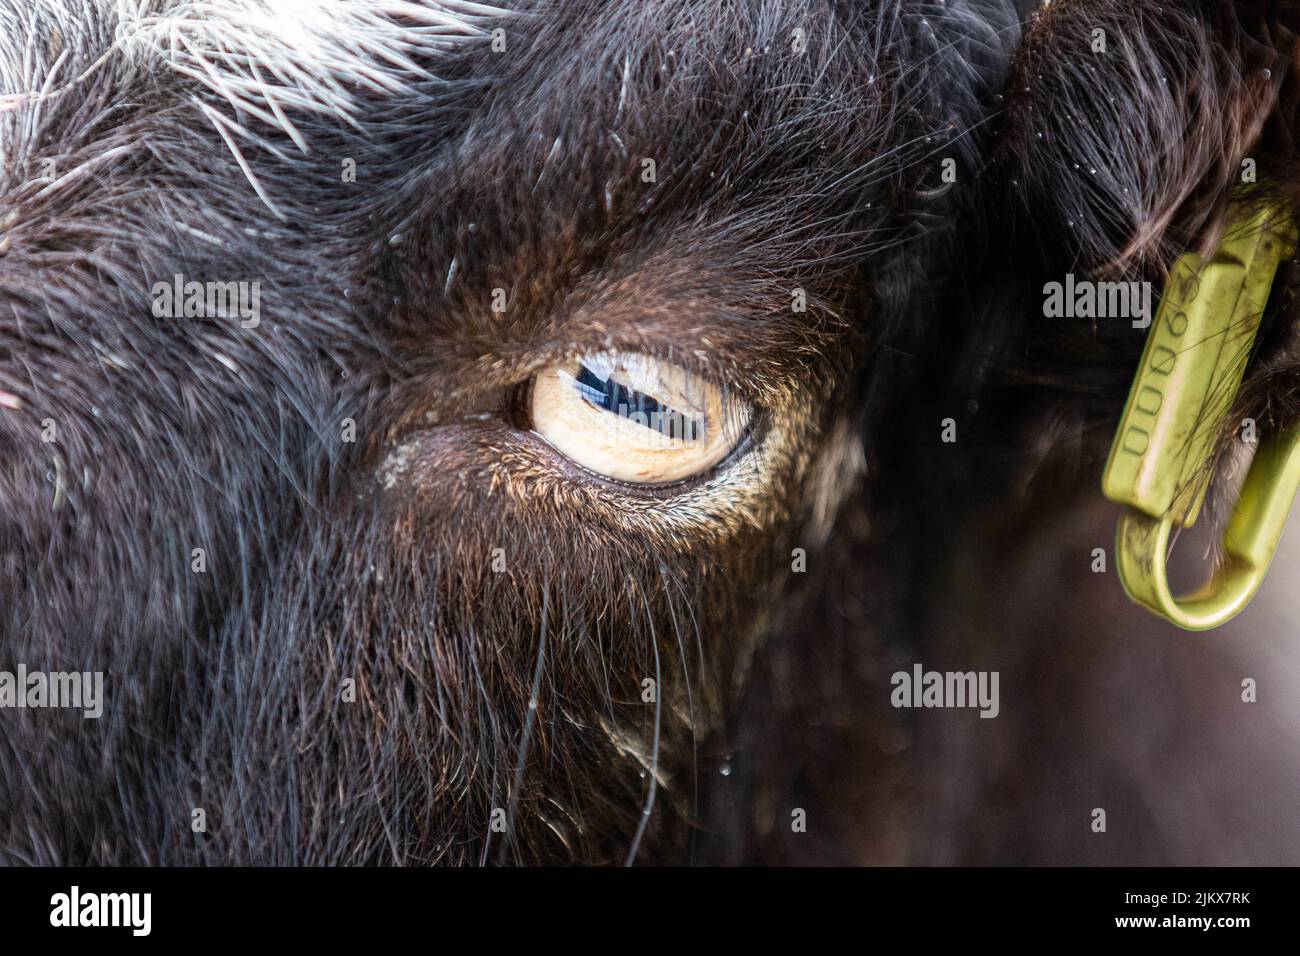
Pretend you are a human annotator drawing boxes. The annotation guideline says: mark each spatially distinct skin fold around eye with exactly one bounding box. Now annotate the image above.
[529,351,752,486]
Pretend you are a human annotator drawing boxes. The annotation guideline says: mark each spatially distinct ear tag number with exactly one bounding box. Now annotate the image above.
[1102,202,1300,630]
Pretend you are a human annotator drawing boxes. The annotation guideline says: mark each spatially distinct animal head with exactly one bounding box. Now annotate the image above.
[1,0,1298,865]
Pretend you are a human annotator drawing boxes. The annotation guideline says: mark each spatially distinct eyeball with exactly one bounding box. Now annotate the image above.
[529,351,751,485]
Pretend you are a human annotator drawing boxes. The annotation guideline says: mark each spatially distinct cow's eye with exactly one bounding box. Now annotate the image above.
[529,351,751,485]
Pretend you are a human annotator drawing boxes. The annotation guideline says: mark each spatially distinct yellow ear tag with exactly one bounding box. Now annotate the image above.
[1102,202,1299,631]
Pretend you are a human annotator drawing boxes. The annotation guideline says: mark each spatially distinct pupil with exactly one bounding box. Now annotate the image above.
[573,364,704,442]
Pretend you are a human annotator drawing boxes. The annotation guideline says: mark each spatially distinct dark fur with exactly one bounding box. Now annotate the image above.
[1,0,1299,865]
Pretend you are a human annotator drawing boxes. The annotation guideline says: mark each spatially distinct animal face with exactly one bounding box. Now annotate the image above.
[2,0,1299,866]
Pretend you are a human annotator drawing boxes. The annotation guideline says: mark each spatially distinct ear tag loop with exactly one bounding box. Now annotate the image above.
[1102,203,1299,631]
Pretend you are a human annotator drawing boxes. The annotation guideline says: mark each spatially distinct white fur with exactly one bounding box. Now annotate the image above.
[117,0,509,137]
[1,1,510,205]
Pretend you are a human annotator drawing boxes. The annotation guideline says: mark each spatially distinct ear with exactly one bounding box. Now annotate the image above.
[884,2,1300,544]
[994,0,1300,274]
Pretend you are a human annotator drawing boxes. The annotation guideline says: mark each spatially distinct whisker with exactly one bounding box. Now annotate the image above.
[624,586,662,867]
[497,584,549,865]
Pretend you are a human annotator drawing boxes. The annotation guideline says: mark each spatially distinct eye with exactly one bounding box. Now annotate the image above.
[529,351,752,485]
